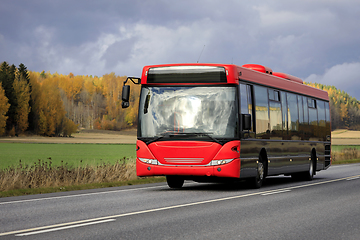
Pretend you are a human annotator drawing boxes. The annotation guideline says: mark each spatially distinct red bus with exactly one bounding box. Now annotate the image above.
[122,63,331,188]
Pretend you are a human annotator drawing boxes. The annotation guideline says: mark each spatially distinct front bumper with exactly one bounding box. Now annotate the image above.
[136,158,240,178]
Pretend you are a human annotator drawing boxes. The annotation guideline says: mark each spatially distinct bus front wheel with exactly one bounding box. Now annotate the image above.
[166,176,184,189]
[249,156,265,189]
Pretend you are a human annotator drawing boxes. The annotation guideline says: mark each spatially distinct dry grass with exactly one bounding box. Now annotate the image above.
[0,129,137,144]
[332,129,360,138]
[332,148,360,163]
[0,158,138,192]
[332,138,360,145]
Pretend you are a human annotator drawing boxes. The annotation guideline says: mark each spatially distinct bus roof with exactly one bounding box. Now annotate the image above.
[141,63,329,101]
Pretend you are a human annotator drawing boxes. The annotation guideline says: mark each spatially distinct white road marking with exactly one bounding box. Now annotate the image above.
[15,219,116,236]
[261,189,291,196]
[346,176,360,181]
[0,185,167,205]
[1,174,359,237]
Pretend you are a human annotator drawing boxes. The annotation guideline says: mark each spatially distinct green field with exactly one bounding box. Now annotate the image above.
[0,143,136,170]
[332,145,360,151]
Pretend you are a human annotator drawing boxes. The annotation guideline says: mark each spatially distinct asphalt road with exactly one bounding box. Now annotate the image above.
[1,164,360,240]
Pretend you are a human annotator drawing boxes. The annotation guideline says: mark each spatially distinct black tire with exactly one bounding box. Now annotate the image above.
[303,155,315,181]
[249,156,265,189]
[166,176,184,189]
[292,155,315,181]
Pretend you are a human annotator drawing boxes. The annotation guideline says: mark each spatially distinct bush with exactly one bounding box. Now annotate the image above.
[332,148,360,162]
[61,117,78,137]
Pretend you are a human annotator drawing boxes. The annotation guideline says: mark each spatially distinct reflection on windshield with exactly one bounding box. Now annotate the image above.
[138,86,238,139]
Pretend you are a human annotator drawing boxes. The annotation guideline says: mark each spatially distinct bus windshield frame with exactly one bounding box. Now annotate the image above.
[138,85,239,144]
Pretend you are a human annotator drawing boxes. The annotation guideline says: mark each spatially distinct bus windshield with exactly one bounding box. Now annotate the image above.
[138,86,238,140]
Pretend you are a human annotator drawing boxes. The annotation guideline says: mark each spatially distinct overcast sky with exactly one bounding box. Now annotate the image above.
[1,0,360,99]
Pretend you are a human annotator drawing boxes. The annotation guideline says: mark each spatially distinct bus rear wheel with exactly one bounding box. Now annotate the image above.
[292,155,315,181]
[302,155,315,181]
[166,176,184,189]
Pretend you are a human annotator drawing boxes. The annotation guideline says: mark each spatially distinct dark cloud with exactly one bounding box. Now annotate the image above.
[102,38,136,69]
[1,0,360,99]
[305,62,360,99]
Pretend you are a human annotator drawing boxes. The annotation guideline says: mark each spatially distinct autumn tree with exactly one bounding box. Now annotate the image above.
[13,74,31,134]
[28,72,78,136]
[29,71,45,134]
[0,83,10,136]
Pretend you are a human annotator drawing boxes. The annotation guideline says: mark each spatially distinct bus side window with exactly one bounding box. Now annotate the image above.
[269,89,282,139]
[240,84,248,115]
[325,102,331,139]
[317,100,326,141]
[281,91,288,139]
[287,93,300,140]
[297,95,304,140]
[308,98,318,141]
[254,85,270,139]
[303,96,310,140]
[240,83,254,138]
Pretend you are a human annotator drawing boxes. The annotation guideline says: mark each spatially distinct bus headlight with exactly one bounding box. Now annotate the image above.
[211,159,234,166]
[139,158,158,165]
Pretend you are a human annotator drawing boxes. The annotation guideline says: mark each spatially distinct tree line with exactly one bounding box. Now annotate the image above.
[1,61,359,137]
[0,61,139,136]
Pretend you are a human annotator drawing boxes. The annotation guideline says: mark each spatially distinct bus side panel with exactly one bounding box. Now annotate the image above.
[239,139,264,178]
[239,139,328,178]
[271,140,309,175]
[315,142,326,170]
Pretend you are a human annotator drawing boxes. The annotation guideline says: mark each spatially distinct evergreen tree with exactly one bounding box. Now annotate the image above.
[0,62,17,132]
[18,63,30,85]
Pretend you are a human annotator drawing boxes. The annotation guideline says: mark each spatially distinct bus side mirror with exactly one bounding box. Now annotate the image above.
[121,85,130,108]
[242,114,251,131]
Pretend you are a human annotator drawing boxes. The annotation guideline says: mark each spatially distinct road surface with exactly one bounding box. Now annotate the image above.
[1,164,360,239]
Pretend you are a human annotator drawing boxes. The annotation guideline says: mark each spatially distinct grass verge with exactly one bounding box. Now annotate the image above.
[0,177,166,198]
[331,146,360,163]
[2,145,360,198]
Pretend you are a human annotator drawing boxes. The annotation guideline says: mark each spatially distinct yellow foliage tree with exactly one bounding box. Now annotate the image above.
[13,75,31,134]
[41,78,66,135]
[0,84,10,136]
[26,70,141,133]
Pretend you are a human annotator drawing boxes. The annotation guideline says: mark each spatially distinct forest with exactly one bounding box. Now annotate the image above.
[0,61,139,136]
[0,61,359,137]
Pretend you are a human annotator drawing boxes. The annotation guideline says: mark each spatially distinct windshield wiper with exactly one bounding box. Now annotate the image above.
[145,131,178,145]
[176,132,222,145]
[145,131,221,145]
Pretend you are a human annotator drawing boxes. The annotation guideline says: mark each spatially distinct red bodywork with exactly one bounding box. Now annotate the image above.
[136,140,241,178]
[136,63,329,179]
[141,63,329,101]
[242,64,273,75]
[273,72,304,84]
